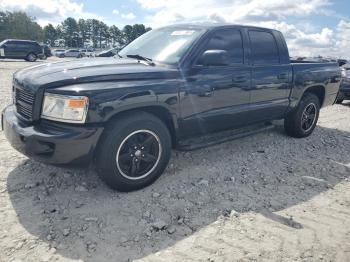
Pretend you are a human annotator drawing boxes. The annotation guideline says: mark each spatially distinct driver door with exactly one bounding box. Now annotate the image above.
[180,28,251,136]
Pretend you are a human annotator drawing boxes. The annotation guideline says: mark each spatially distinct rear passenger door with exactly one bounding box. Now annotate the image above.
[248,30,292,122]
[14,41,30,58]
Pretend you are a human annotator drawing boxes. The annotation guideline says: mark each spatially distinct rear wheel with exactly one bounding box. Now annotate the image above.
[96,111,172,191]
[26,53,37,62]
[284,93,320,138]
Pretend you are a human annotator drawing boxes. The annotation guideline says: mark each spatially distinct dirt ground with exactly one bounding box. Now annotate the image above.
[0,58,350,262]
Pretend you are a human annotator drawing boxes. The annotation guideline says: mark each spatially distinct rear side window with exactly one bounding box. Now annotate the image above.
[249,30,280,65]
[202,29,244,65]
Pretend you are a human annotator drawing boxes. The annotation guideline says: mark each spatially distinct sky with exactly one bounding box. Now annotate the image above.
[1,0,350,58]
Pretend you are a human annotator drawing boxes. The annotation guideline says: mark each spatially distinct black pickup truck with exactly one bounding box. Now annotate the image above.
[2,24,341,191]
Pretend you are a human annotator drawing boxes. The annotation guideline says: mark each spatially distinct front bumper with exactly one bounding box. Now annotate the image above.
[1,105,103,165]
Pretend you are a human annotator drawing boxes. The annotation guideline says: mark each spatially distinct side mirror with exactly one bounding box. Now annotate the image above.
[199,50,230,66]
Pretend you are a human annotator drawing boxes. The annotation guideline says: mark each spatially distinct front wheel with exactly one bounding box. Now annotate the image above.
[96,111,172,191]
[284,93,320,138]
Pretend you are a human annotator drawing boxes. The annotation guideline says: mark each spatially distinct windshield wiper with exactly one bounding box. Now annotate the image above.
[126,54,155,66]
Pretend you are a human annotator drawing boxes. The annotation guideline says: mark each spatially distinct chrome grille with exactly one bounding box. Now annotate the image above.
[15,87,35,120]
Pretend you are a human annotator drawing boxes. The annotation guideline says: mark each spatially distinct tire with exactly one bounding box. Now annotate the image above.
[96,111,172,191]
[284,93,320,138]
[26,53,37,62]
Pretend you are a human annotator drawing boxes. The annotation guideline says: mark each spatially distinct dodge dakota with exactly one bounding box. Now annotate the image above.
[2,24,341,191]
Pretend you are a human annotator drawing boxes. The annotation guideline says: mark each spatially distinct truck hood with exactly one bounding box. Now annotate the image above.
[14,58,179,92]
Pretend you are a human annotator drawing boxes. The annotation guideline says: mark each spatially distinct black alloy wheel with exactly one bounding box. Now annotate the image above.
[300,103,317,132]
[96,111,172,191]
[284,93,320,138]
[116,130,162,180]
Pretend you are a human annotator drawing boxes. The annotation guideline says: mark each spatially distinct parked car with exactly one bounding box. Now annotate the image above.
[0,39,43,62]
[52,49,66,57]
[2,24,341,191]
[95,48,119,57]
[80,48,95,57]
[60,49,84,58]
[336,64,350,103]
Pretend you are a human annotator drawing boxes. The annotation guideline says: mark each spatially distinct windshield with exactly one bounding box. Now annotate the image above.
[119,27,205,64]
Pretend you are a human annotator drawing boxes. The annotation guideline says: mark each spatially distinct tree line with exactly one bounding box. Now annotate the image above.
[0,11,151,48]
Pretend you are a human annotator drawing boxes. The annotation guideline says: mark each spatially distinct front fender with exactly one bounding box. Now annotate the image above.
[88,88,179,122]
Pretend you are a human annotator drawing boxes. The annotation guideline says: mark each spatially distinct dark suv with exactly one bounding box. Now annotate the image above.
[0,39,43,62]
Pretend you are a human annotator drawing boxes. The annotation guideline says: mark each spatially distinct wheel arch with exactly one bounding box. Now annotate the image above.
[302,85,326,107]
[102,105,179,148]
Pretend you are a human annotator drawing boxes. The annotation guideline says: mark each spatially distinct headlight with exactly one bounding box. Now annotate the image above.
[41,93,89,123]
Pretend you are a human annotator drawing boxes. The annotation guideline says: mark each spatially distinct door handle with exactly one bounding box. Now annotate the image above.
[277,73,288,80]
[232,76,247,83]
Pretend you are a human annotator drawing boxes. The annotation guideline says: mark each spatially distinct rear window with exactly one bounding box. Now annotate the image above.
[249,30,280,65]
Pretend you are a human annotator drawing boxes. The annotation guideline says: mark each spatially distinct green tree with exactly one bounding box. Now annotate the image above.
[0,12,10,41]
[122,25,133,44]
[78,19,89,47]
[132,24,147,40]
[43,24,57,45]
[61,17,79,47]
[109,25,123,47]
[0,11,43,42]
[0,11,151,48]
[88,19,100,48]
[97,21,109,48]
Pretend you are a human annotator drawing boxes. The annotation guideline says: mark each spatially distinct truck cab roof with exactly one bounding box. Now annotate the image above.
[161,23,283,34]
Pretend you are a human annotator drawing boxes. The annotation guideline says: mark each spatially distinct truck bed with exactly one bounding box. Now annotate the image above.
[289,62,340,109]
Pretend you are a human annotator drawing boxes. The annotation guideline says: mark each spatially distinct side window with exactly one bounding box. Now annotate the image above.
[249,30,280,65]
[199,29,244,65]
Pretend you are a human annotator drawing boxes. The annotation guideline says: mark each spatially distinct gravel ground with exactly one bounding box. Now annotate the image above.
[0,58,350,262]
